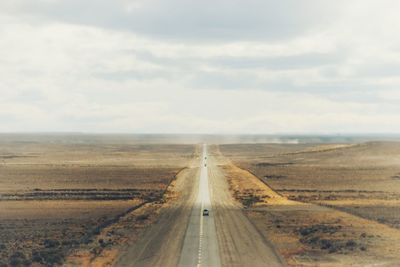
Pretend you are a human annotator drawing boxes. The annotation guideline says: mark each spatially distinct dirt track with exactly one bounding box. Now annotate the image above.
[115,161,199,267]
[208,148,284,267]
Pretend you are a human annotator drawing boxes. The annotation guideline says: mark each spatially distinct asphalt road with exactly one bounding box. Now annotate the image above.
[178,144,221,267]
[117,144,284,267]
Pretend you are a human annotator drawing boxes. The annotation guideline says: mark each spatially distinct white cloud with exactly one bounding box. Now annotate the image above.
[0,1,400,133]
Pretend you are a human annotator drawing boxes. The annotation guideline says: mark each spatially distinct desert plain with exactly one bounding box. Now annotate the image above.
[0,135,196,266]
[1,134,400,266]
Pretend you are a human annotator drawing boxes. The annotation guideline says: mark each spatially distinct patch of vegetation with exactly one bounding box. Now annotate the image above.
[32,249,64,266]
[241,194,263,208]
[9,252,30,267]
[0,188,152,201]
[256,162,293,167]
[298,224,341,236]
[43,239,60,248]
[263,175,286,180]
[297,224,364,253]
[392,174,400,179]
[136,214,150,221]
[232,188,268,208]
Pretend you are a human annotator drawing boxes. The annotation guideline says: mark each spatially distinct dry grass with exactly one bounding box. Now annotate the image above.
[0,138,196,266]
[220,142,400,226]
[218,142,400,266]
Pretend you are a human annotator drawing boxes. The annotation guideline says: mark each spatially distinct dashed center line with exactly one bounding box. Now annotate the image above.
[197,160,206,267]
[178,144,220,267]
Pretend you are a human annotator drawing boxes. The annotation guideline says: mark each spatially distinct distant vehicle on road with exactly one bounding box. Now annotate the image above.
[204,164,207,167]
[203,209,209,216]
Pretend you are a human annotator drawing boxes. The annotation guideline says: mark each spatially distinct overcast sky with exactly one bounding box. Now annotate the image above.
[1,0,400,134]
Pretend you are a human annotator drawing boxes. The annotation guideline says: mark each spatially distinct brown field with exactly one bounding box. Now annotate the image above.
[218,142,400,266]
[3,135,400,267]
[0,138,196,266]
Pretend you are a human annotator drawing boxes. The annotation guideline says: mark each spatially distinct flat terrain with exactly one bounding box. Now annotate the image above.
[117,144,284,267]
[0,139,195,266]
[220,142,400,266]
[2,136,400,267]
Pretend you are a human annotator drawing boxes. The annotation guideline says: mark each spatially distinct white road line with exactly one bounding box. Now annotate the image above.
[178,144,221,267]
[197,150,206,267]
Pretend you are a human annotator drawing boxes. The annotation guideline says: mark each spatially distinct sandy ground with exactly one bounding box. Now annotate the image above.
[0,140,195,267]
[3,138,400,266]
[217,143,400,266]
[115,152,200,267]
[208,148,284,267]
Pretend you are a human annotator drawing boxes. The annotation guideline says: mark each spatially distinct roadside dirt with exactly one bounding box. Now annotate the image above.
[115,143,286,267]
[215,144,400,266]
[113,147,201,267]
[208,146,285,267]
[0,141,196,267]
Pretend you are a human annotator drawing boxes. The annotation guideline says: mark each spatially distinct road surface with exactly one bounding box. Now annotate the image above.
[117,144,284,267]
[178,144,221,267]
[208,145,284,267]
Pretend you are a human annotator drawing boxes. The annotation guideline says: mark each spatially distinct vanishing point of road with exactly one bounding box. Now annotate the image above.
[178,144,221,267]
[117,144,284,267]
